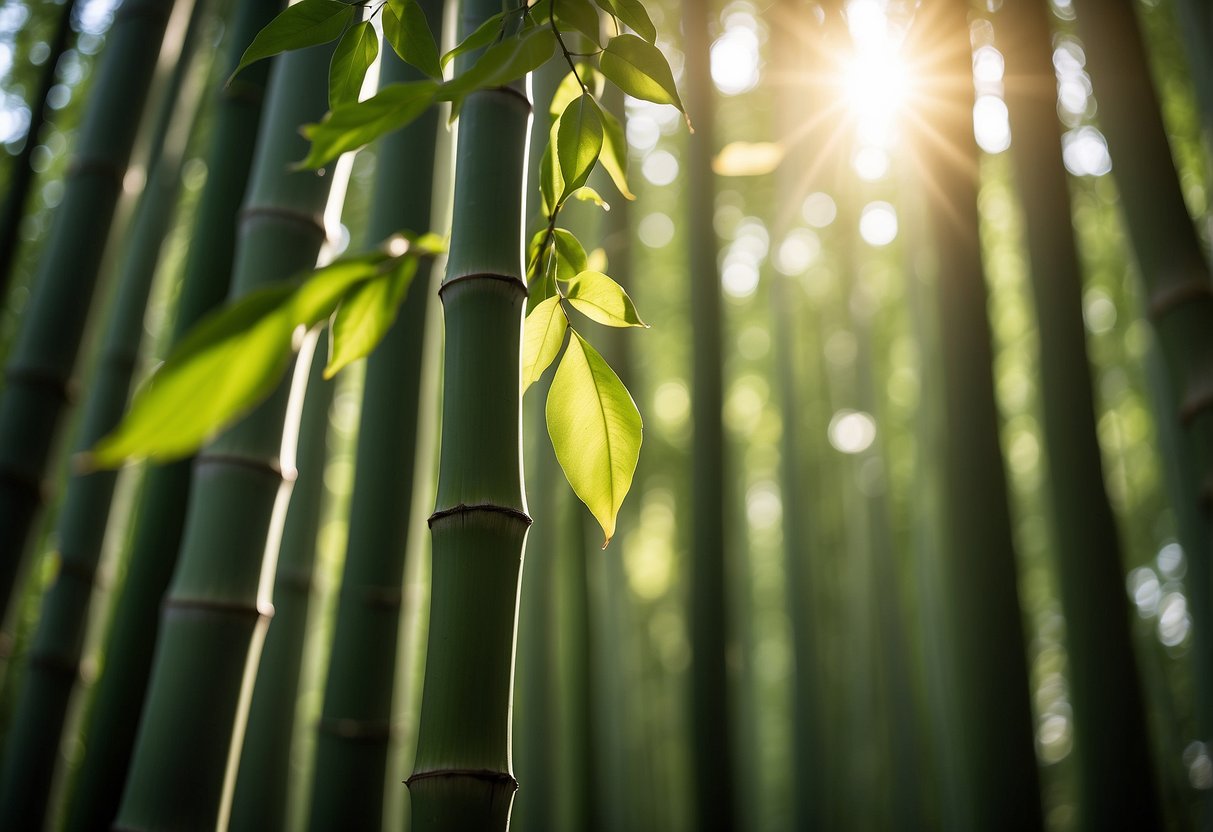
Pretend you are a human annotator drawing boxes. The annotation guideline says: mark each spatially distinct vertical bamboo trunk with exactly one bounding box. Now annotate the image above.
[113,39,339,831]
[307,21,444,830]
[916,1,1043,827]
[0,0,78,305]
[1000,1,1161,827]
[1073,0,1213,748]
[229,339,333,831]
[683,1,736,829]
[0,0,178,626]
[406,0,532,826]
[0,3,209,824]
[62,5,281,826]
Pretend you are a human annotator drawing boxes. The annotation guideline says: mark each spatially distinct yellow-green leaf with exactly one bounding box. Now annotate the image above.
[325,258,418,378]
[566,270,645,327]
[522,296,568,391]
[440,27,556,101]
[552,228,588,281]
[230,0,354,83]
[329,21,378,108]
[546,331,642,546]
[556,94,604,202]
[568,185,609,209]
[440,9,507,69]
[556,0,603,46]
[593,0,656,42]
[599,34,685,115]
[383,0,443,79]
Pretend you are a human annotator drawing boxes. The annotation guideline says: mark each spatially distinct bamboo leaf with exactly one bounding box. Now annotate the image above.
[440,9,507,68]
[87,285,299,467]
[540,125,561,215]
[300,80,438,168]
[566,270,645,327]
[546,331,642,546]
[549,69,587,119]
[552,227,588,280]
[522,296,568,391]
[593,0,656,42]
[325,257,418,378]
[599,34,685,116]
[440,27,557,101]
[87,254,391,467]
[597,102,635,199]
[557,0,603,46]
[556,93,604,201]
[383,0,443,79]
[329,21,378,108]
[569,185,609,209]
[230,0,354,82]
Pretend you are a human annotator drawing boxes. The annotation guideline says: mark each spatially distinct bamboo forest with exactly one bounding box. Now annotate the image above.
[0,0,1211,828]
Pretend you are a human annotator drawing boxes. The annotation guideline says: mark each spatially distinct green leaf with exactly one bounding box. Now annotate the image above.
[88,285,299,467]
[593,0,656,42]
[566,270,645,327]
[300,80,438,168]
[556,0,603,46]
[539,125,561,216]
[86,252,397,468]
[522,296,568,391]
[555,93,604,201]
[230,0,354,83]
[552,227,587,281]
[440,26,557,101]
[597,102,635,199]
[569,185,609,209]
[546,331,642,546]
[326,257,418,378]
[383,0,443,79]
[599,34,685,114]
[329,21,378,108]
[440,9,507,69]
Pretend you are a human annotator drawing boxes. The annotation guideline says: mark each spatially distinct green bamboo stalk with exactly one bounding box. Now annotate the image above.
[1000,2,1161,827]
[0,0,78,306]
[229,337,332,831]
[0,3,210,824]
[306,20,444,829]
[1072,0,1213,741]
[915,1,1042,827]
[0,0,179,627]
[62,4,282,826]
[767,4,825,827]
[113,39,340,831]
[683,1,736,829]
[405,0,532,826]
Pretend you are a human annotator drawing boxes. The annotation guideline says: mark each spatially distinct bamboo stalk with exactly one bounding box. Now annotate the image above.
[113,38,341,830]
[1000,1,1161,827]
[0,0,179,627]
[682,1,736,829]
[229,338,333,831]
[61,5,283,827]
[405,0,532,826]
[0,3,210,825]
[913,1,1043,827]
[306,17,444,829]
[0,0,78,305]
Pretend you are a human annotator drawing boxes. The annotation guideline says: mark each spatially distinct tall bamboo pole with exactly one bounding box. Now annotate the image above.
[405,0,532,826]
[229,340,333,831]
[62,5,282,826]
[1001,1,1161,827]
[0,0,179,626]
[113,39,341,830]
[0,0,78,305]
[0,3,210,824]
[915,1,1042,827]
[682,0,736,829]
[1072,0,1213,748]
[307,20,444,829]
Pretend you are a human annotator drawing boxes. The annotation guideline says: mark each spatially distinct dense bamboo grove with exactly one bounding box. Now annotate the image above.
[0,0,1211,829]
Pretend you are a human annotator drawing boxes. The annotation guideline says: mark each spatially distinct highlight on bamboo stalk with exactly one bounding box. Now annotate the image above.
[89,0,686,546]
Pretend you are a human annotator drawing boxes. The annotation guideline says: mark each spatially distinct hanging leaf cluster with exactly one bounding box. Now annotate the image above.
[93,0,688,547]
